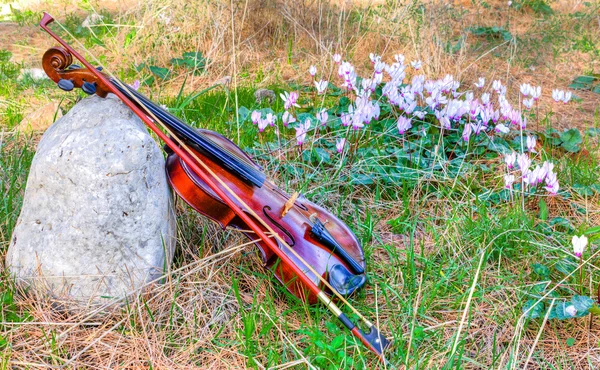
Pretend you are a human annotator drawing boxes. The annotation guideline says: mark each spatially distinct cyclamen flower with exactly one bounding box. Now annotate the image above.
[295,120,311,146]
[531,86,541,100]
[552,89,571,103]
[520,83,531,96]
[492,80,503,93]
[333,54,342,64]
[316,109,328,126]
[265,113,276,126]
[129,79,140,91]
[309,65,317,76]
[572,235,588,257]
[369,53,381,64]
[251,110,261,125]
[481,93,491,105]
[397,116,412,134]
[545,171,559,194]
[462,123,472,142]
[505,151,517,169]
[526,135,537,152]
[517,153,531,174]
[411,60,422,70]
[341,113,351,127]
[280,91,299,110]
[504,174,515,189]
[552,89,564,102]
[474,77,485,89]
[495,124,510,134]
[565,305,577,317]
[336,138,346,153]
[523,98,534,109]
[314,80,328,95]
[282,111,296,127]
[257,118,269,132]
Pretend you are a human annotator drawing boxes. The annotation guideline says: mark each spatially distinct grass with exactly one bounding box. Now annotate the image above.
[1,0,600,368]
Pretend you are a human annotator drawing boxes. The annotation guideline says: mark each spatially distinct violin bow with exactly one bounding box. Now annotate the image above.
[40,12,391,364]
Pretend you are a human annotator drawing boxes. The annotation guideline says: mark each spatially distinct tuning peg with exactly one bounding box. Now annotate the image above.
[57,79,74,91]
[96,66,103,71]
[81,81,97,95]
[68,64,82,70]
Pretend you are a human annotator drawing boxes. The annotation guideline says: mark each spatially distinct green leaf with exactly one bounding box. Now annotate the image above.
[588,304,600,316]
[569,76,598,90]
[571,295,594,314]
[149,65,170,80]
[555,258,577,276]
[584,226,600,235]
[553,302,572,320]
[531,263,550,278]
[237,106,250,123]
[523,299,545,319]
[538,199,548,221]
[312,148,331,164]
[560,128,582,152]
[566,337,575,346]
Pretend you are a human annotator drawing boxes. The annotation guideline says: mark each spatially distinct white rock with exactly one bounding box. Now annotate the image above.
[19,68,48,81]
[6,94,176,310]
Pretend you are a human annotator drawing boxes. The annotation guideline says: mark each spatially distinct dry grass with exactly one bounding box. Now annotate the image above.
[1,0,600,368]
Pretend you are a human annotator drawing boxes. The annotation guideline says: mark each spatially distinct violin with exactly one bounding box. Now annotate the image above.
[39,12,391,362]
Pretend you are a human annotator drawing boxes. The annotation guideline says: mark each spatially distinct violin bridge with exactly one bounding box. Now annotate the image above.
[280,191,299,218]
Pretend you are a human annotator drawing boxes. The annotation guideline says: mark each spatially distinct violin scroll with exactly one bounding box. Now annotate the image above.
[42,47,110,97]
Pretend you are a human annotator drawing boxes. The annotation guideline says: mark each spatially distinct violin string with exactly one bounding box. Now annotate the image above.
[52,19,372,328]
[114,82,263,179]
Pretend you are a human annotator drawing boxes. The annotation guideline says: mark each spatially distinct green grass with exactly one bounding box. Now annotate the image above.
[1,2,600,369]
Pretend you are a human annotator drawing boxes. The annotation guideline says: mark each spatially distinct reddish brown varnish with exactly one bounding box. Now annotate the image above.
[40,45,367,305]
[165,129,365,303]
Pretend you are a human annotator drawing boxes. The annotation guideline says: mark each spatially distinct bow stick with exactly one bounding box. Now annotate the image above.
[39,12,391,364]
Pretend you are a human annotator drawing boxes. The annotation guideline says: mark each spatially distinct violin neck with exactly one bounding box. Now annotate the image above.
[112,79,266,188]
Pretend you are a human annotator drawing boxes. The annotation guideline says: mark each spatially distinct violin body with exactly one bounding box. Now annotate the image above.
[165,129,367,303]
[39,18,391,357]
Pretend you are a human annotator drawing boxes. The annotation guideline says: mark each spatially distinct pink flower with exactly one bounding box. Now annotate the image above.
[495,124,510,134]
[333,54,342,64]
[462,123,472,142]
[572,235,588,257]
[129,79,140,91]
[265,113,276,126]
[545,172,559,194]
[309,65,317,77]
[531,86,541,100]
[257,118,269,132]
[523,98,534,109]
[340,113,351,127]
[517,153,531,174]
[280,91,299,110]
[504,151,516,169]
[314,80,328,95]
[410,60,422,70]
[336,138,346,153]
[282,111,295,127]
[396,116,412,134]
[474,77,485,89]
[520,83,531,96]
[295,120,311,146]
[526,135,537,153]
[251,110,261,125]
[504,174,515,189]
[316,109,328,126]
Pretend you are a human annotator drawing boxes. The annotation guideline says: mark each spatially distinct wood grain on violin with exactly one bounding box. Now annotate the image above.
[40,11,391,362]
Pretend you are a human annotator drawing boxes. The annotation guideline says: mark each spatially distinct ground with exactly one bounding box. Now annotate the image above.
[1,0,600,368]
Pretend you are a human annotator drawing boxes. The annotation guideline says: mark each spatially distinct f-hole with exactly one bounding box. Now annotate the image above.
[263,206,295,247]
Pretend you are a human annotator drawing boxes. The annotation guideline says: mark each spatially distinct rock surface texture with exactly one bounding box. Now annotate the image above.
[6,94,176,310]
